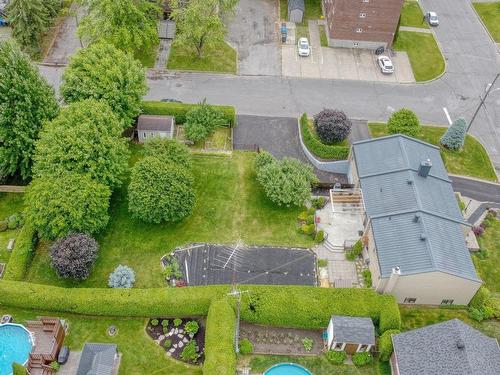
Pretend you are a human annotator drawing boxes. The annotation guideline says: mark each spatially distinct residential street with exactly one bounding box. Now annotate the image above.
[38,0,500,172]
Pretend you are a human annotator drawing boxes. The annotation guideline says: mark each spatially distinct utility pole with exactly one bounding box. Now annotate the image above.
[468,73,500,132]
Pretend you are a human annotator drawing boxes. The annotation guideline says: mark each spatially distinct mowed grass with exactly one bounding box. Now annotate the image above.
[473,2,500,42]
[393,31,444,81]
[368,123,497,181]
[167,41,237,74]
[26,149,313,288]
[134,43,159,68]
[0,306,202,375]
[400,1,429,29]
[0,193,25,265]
[280,0,323,20]
[400,305,500,341]
[473,218,500,292]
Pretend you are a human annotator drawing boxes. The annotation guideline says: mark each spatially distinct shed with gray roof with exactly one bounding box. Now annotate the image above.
[288,0,304,23]
[326,315,375,354]
[391,319,500,375]
[76,343,118,375]
[348,135,481,305]
[137,115,175,143]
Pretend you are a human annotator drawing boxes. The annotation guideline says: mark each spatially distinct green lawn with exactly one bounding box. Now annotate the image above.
[473,218,500,292]
[368,123,497,181]
[0,193,25,267]
[280,0,323,21]
[296,24,310,41]
[167,41,237,74]
[134,44,159,68]
[0,306,201,375]
[246,354,383,375]
[400,1,429,29]
[176,127,232,151]
[400,305,500,341]
[25,148,313,288]
[473,2,500,42]
[393,31,444,81]
[319,25,328,47]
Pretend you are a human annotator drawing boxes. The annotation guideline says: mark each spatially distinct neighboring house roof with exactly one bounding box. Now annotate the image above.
[76,343,117,375]
[392,319,500,375]
[288,0,305,11]
[352,135,479,281]
[137,115,174,132]
[330,316,375,345]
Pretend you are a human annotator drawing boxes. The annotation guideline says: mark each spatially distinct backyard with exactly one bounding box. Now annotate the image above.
[24,148,313,288]
[473,216,500,292]
[399,1,428,29]
[0,193,24,270]
[368,123,497,181]
[280,0,323,40]
[473,2,500,42]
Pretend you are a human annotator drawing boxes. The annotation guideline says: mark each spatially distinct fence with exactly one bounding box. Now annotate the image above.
[0,185,26,193]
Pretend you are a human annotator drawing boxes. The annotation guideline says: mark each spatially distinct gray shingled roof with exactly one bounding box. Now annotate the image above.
[76,343,117,375]
[330,316,375,345]
[392,319,500,375]
[288,0,305,11]
[137,115,173,131]
[352,135,479,281]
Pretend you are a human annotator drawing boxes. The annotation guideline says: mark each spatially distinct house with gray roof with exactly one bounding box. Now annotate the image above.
[76,343,119,375]
[347,135,481,305]
[326,315,375,354]
[391,319,500,375]
[137,114,175,143]
[288,0,304,23]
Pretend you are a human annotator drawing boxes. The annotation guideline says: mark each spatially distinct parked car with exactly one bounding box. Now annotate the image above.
[57,346,70,364]
[376,55,394,74]
[297,37,310,57]
[425,11,439,26]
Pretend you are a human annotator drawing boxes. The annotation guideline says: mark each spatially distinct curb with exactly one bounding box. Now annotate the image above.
[468,1,499,50]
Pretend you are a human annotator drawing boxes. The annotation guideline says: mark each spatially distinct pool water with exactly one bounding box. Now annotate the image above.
[264,363,312,375]
[0,324,32,375]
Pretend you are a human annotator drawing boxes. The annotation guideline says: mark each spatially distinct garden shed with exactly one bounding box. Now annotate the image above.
[288,0,304,23]
[326,315,375,354]
[137,115,175,143]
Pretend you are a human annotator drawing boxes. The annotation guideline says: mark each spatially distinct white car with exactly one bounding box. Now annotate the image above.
[425,11,439,26]
[297,37,310,57]
[377,56,394,74]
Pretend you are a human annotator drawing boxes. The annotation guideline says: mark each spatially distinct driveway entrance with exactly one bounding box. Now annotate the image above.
[227,0,281,76]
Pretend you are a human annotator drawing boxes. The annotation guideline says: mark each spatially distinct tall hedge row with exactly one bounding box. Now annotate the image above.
[2,224,37,281]
[299,114,349,160]
[0,282,400,333]
[142,101,236,126]
[203,298,236,375]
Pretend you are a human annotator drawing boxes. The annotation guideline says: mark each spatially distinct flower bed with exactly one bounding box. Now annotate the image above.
[146,317,205,364]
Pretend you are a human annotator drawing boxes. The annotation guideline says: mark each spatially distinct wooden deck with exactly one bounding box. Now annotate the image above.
[26,318,65,374]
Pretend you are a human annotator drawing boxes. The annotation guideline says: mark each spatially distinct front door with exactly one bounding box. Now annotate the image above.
[345,343,358,354]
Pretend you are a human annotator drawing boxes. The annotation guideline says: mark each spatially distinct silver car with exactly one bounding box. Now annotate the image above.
[377,55,394,74]
[425,12,439,26]
[297,37,310,57]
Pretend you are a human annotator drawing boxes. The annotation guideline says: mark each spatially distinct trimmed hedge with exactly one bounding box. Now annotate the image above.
[0,282,400,333]
[2,224,37,281]
[142,101,236,126]
[203,298,236,375]
[299,114,349,160]
[379,329,400,361]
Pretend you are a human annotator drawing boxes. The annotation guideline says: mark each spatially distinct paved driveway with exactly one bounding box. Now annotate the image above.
[227,0,281,76]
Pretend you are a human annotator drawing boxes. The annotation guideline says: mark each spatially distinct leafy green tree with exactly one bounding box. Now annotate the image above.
[128,156,195,223]
[61,42,147,129]
[440,117,467,150]
[33,100,129,189]
[6,0,48,53]
[25,171,111,240]
[77,0,161,55]
[387,108,420,137]
[255,155,317,207]
[171,0,237,57]
[184,100,226,142]
[0,41,59,180]
[143,138,191,169]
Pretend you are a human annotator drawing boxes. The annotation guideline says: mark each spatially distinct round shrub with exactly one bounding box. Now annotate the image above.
[379,329,400,361]
[313,109,352,144]
[50,233,99,280]
[301,224,315,235]
[142,138,191,169]
[162,319,170,328]
[180,340,200,363]
[239,338,253,355]
[387,108,420,137]
[184,100,226,142]
[174,318,183,327]
[108,265,135,288]
[440,118,467,151]
[184,320,199,335]
[164,339,172,348]
[472,226,484,236]
[128,156,195,224]
[352,352,373,366]
[315,230,325,243]
[325,350,346,364]
[254,151,275,170]
[150,319,159,326]
[0,220,7,232]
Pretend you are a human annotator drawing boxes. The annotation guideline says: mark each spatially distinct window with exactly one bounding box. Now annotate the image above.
[359,13,366,18]
[143,132,147,138]
[362,0,369,3]
[441,299,454,305]
[356,28,363,33]
[334,342,344,350]
[404,297,417,303]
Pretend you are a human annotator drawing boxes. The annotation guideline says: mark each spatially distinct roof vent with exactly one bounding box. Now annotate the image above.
[420,233,427,241]
[457,339,465,349]
[407,178,414,185]
[418,159,432,177]
[413,214,421,223]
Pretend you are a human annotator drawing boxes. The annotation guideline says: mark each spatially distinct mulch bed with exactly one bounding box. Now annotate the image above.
[146,317,205,364]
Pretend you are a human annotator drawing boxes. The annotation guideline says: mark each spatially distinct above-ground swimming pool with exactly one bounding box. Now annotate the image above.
[0,324,33,375]
[264,363,312,375]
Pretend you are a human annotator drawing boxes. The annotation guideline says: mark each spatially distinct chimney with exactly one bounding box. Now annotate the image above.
[385,266,401,294]
[457,339,465,349]
[418,159,432,177]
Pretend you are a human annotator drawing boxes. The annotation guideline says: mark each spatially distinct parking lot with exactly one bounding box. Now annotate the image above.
[282,21,415,83]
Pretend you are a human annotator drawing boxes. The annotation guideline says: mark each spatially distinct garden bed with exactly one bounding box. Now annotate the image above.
[146,317,205,364]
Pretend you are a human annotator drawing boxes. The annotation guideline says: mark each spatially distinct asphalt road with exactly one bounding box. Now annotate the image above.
[38,0,500,172]
[450,175,500,203]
